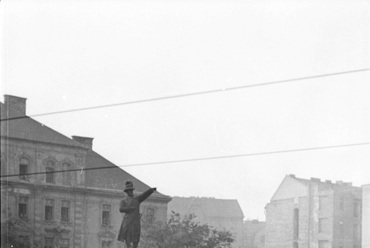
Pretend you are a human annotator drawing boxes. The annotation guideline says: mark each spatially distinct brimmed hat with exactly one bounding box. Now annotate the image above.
[124,181,134,192]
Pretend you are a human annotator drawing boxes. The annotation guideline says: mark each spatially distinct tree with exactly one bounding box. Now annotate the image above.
[141,212,234,248]
[1,217,34,248]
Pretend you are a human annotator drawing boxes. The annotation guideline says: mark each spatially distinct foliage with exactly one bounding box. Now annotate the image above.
[141,211,234,248]
[1,217,35,248]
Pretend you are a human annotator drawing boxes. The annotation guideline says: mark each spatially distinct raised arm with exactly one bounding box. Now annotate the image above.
[137,188,156,203]
[119,199,135,213]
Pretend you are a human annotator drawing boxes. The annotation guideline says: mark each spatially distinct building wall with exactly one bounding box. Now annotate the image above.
[243,220,265,248]
[332,187,362,248]
[194,215,243,248]
[265,198,296,248]
[1,137,87,248]
[1,138,86,186]
[2,180,168,248]
[265,176,362,248]
[207,217,243,248]
[317,190,334,248]
[1,181,85,248]
[1,96,170,248]
[168,197,244,248]
[363,185,370,248]
[84,192,168,248]
[1,136,169,248]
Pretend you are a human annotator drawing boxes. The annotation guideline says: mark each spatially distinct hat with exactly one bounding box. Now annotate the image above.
[124,181,134,192]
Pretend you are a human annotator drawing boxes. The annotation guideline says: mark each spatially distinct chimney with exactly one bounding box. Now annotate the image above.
[325,180,332,184]
[4,95,27,117]
[311,177,321,182]
[289,174,296,178]
[72,136,94,149]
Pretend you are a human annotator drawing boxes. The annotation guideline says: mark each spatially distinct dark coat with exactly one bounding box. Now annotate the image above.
[117,188,155,244]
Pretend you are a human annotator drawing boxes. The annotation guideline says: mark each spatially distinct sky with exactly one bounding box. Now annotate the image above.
[1,0,370,220]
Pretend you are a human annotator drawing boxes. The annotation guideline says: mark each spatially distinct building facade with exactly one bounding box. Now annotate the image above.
[167,196,244,248]
[363,184,370,248]
[265,175,362,248]
[1,95,171,248]
[243,220,265,248]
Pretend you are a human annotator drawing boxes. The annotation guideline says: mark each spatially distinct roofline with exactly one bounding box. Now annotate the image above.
[1,179,172,203]
[0,105,86,149]
[86,150,171,196]
[269,175,308,201]
[168,196,244,218]
[0,136,88,151]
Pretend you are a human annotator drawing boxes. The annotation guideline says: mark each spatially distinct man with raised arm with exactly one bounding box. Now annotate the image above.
[117,181,156,248]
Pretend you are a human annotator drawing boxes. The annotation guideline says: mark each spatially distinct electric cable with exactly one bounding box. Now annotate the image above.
[1,141,369,178]
[1,68,369,122]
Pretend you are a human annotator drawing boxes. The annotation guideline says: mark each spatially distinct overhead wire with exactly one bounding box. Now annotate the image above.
[1,68,369,122]
[1,141,369,178]
[1,68,369,178]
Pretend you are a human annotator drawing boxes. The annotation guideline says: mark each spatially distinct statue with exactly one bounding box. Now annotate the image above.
[117,181,156,248]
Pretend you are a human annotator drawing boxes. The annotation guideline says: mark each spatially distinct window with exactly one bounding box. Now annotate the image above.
[60,238,70,248]
[339,196,344,210]
[146,207,155,223]
[61,200,70,222]
[353,201,360,218]
[339,221,344,236]
[62,162,72,186]
[293,208,299,240]
[102,240,112,248]
[260,235,265,244]
[19,196,28,219]
[45,199,54,221]
[19,158,29,180]
[102,204,111,226]
[353,223,360,242]
[319,218,329,233]
[318,241,330,248]
[319,196,329,211]
[44,237,54,248]
[45,160,55,183]
[45,167,55,183]
[293,241,298,248]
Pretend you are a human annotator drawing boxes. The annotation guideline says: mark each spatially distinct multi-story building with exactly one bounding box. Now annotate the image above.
[363,184,370,248]
[167,196,244,248]
[265,174,362,248]
[243,219,265,248]
[0,95,171,248]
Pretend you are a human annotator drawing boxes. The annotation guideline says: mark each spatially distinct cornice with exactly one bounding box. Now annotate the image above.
[0,180,172,203]
[0,136,87,151]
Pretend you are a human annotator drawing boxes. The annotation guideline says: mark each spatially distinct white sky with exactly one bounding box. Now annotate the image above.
[1,0,370,220]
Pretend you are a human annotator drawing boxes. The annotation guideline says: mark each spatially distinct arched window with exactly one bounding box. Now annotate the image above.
[19,157,30,180]
[62,162,72,186]
[45,160,55,184]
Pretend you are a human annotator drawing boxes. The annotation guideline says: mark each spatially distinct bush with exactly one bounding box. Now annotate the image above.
[141,212,234,248]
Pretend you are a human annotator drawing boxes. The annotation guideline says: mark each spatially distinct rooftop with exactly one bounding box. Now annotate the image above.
[168,196,244,219]
[1,99,85,149]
